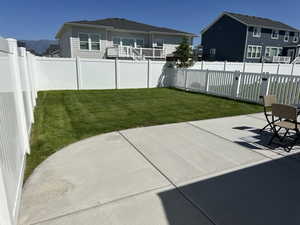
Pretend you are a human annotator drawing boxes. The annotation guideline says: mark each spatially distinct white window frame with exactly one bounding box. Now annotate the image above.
[153,39,164,49]
[253,27,261,38]
[247,45,262,59]
[271,30,279,39]
[135,39,144,48]
[112,37,145,48]
[265,46,283,57]
[284,31,289,42]
[293,33,299,43]
[210,48,216,55]
[79,32,101,51]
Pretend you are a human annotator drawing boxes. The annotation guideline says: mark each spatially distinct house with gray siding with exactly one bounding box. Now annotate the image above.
[201,12,300,63]
[56,18,196,60]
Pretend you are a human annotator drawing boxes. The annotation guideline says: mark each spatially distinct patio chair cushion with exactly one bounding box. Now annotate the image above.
[263,95,276,107]
[274,120,300,130]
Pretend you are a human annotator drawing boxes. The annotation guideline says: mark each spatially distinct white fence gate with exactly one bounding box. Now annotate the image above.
[0,38,37,225]
[172,68,300,105]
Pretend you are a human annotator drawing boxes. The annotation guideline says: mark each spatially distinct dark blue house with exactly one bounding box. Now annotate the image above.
[201,12,300,63]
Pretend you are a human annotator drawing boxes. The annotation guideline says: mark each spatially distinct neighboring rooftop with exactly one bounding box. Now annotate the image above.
[225,12,299,32]
[61,18,196,36]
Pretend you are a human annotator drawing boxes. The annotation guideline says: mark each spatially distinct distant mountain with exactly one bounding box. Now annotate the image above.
[20,40,58,55]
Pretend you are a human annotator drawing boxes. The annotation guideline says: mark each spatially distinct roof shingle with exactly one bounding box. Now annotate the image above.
[225,12,299,32]
[67,18,195,35]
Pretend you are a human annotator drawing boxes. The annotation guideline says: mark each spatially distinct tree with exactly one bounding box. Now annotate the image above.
[173,37,194,68]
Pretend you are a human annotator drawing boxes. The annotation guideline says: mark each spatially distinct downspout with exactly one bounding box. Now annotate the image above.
[243,26,249,62]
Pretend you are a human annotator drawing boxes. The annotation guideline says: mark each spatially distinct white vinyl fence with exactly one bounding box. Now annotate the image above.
[1,37,300,225]
[172,68,300,105]
[35,57,170,90]
[0,38,37,225]
[191,61,300,76]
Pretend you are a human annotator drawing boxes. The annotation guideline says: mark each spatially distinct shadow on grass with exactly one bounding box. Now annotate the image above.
[158,152,300,225]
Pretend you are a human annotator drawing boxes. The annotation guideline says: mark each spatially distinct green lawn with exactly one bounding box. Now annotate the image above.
[27,88,263,180]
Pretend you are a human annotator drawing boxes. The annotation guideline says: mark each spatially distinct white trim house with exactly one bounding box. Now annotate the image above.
[56,18,196,60]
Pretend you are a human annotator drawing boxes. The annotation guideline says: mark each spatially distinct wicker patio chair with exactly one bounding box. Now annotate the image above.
[270,104,300,152]
[261,95,278,132]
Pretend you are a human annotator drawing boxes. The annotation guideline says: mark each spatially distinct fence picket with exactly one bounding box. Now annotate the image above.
[173,68,300,105]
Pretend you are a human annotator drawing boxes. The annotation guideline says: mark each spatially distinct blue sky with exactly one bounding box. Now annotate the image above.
[1,0,300,45]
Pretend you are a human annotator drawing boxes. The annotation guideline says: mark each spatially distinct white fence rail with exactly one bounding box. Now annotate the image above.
[0,38,37,225]
[191,61,300,76]
[35,57,170,90]
[172,68,300,105]
[34,59,300,92]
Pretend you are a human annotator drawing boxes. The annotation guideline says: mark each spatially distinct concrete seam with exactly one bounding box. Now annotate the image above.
[118,131,219,225]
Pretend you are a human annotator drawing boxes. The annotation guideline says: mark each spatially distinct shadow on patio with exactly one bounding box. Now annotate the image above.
[158,153,300,225]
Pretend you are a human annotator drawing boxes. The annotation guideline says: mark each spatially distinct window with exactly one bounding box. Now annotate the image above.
[265,47,282,57]
[247,45,262,59]
[90,34,100,50]
[79,33,101,51]
[253,27,261,37]
[79,33,89,50]
[293,33,299,43]
[153,39,164,48]
[113,37,121,47]
[210,48,216,55]
[271,30,279,39]
[136,39,144,48]
[112,37,143,48]
[122,38,135,47]
[284,31,289,42]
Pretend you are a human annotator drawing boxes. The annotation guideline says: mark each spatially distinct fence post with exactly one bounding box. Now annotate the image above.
[242,62,246,73]
[19,47,34,128]
[261,61,264,73]
[260,72,270,100]
[184,69,188,90]
[75,56,82,90]
[277,64,280,75]
[201,60,204,70]
[147,59,151,88]
[115,58,119,89]
[25,51,36,111]
[224,61,227,71]
[26,52,37,106]
[231,71,240,99]
[204,69,209,93]
[7,38,30,153]
[291,63,295,75]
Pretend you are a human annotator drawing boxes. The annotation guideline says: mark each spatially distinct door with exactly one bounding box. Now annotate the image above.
[287,49,295,58]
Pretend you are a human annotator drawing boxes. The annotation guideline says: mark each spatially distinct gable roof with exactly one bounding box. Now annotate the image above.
[56,18,196,38]
[226,12,299,31]
[202,12,299,34]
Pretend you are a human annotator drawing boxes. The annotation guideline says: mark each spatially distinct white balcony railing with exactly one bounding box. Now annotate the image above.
[292,56,300,64]
[107,46,166,60]
[272,56,291,64]
[263,56,291,64]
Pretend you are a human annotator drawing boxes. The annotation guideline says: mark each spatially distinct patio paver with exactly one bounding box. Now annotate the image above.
[19,113,300,225]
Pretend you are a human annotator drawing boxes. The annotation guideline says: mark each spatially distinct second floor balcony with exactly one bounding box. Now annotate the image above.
[263,56,291,64]
[107,46,166,60]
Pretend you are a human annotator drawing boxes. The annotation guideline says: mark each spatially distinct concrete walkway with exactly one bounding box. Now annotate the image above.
[19,113,300,225]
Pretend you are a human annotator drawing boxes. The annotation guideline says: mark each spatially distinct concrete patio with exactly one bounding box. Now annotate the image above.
[19,113,300,225]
